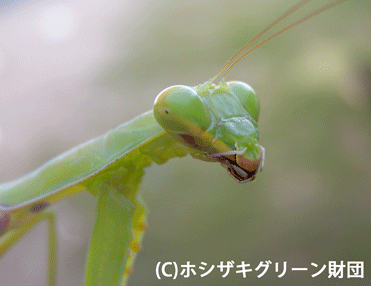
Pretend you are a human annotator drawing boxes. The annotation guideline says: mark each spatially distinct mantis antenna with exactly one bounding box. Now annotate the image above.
[211,0,349,83]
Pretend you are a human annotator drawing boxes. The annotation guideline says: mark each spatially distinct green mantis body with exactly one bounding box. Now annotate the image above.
[0,81,263,285]
[0,0,351,285]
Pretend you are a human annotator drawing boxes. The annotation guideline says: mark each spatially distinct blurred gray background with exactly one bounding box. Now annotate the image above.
[0,0,370,285]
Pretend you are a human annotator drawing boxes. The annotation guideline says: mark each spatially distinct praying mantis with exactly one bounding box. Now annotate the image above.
[0,0,361,285]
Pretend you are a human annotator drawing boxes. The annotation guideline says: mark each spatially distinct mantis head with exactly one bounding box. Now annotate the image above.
[153,81,264,183]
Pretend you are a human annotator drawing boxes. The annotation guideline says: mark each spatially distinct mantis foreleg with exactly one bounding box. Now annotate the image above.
[84,183,137,286]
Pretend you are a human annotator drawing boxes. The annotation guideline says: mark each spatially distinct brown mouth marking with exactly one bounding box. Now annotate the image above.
[178,133,263,183]
[210,154,258,183]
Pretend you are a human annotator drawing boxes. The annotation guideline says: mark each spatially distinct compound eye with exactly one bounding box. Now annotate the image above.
[227,81,260,122]
[154,85,211,134]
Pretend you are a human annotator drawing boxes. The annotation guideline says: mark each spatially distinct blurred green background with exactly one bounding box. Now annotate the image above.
[0,0,370,285]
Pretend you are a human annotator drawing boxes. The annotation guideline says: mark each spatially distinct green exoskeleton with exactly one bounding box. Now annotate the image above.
[0,0,348,285]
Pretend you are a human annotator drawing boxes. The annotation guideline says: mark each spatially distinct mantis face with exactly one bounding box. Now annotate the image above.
[153,80,264,182]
